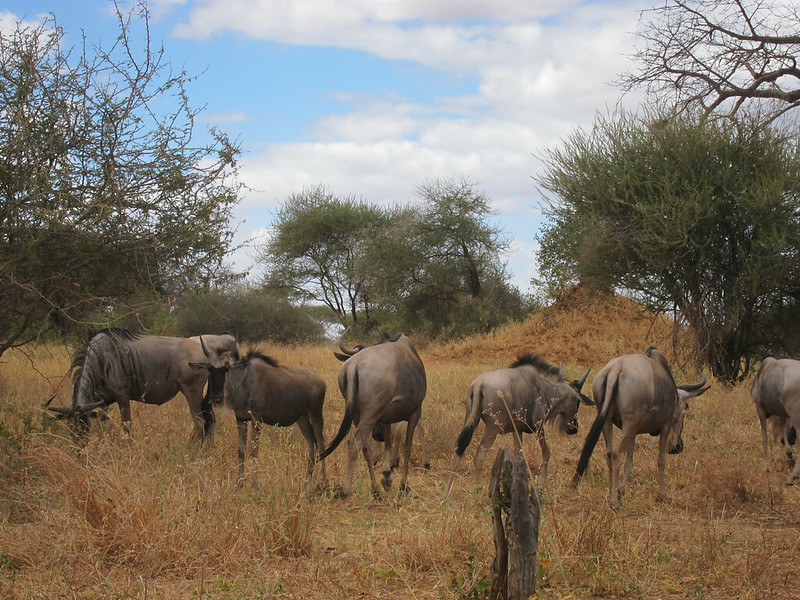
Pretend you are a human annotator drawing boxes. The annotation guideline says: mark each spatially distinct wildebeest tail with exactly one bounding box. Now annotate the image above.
[571,369,617,488]
[455,382,483,456]
[317,368,357,461]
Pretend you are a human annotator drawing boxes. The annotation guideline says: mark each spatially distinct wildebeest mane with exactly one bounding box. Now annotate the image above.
[244,349,279,367]
[70,328,140,382]
[509,353,561,380]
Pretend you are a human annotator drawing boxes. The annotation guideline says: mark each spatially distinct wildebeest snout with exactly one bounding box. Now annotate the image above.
[566,416,579,435]
[668,438,684,455]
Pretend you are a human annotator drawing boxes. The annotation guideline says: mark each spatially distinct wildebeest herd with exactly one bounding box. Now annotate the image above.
[50,328,800,505]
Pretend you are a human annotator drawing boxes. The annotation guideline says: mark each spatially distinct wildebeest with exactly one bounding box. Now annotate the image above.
[444,353,592,495]
[191,347,327,488]
[320,333,427,497]
[49,329,239,440]
[572,348,709,506]
[751,357,800,485]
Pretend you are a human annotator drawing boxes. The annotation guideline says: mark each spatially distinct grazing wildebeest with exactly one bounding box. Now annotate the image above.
[444,353,592,495]
[49,329,239,440]
[572,348,709,506]
[320,333,427,497]
[751,357,800,485]
[191,347,327,488]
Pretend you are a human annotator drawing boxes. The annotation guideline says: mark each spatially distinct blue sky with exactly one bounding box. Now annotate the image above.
[3,0,650,293]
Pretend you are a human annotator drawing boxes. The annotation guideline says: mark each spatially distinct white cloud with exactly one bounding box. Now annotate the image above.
[179,0,650,289]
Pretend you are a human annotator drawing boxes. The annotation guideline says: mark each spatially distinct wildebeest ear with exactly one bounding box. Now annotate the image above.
[333,352,350,362]
[579,392,594,406]
[234,359,248,370]
[189,362,209,370]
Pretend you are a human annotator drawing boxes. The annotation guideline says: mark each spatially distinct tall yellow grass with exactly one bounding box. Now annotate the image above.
[1,295,798,599]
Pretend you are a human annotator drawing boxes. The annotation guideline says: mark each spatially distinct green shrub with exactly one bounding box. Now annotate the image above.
[173,287,325,343]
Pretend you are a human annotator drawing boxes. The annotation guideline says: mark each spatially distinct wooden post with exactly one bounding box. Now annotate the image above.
[488,448,541,600]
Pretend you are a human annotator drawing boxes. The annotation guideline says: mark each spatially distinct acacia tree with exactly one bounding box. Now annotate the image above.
[261,186,391,325]
[0,6,241,356]
[392,177,525,336]
[623,0,800,122]
[537,112,800,382]
[262,179,526,336]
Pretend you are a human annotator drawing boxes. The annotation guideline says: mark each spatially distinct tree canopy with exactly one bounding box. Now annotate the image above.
[0,6,241,355]
[261,185,390,324]
[260,179,527,337]
[536,111,800,382]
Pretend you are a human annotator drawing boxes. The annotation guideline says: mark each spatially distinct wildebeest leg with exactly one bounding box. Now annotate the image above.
[473,424,500,486]
[398,409,421,493]
[535,425,550,494]
[118,398,133,435]
[295,415,318,479]
[306,410,327,485]
[359,429,383,496]
[341,437,358,497]
[601,420,617,505]
[620,436,636,496]
[615,430,637,504]
[783,422,796,471]
[656,429,671,501]
[235,418,248,490]
[380,424,395,491]
[755,406,772,474]
[200,392,215,440]
[342,428,381,497]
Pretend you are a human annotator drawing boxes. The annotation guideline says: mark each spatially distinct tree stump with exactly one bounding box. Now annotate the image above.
[488,448,541,600]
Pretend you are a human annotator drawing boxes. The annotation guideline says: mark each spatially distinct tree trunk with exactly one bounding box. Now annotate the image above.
[488,448,541,600]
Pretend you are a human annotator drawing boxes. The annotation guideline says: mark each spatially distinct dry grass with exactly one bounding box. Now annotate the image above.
[1,296,799,599]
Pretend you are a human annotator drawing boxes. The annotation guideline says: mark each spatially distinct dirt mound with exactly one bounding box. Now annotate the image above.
[426,287,690,367]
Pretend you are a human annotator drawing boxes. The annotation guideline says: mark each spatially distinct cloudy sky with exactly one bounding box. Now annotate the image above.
[5,0,652,293]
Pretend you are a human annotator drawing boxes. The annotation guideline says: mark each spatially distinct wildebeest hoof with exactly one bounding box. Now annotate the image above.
[423,462,431,471]
[381,477,392,491]
[333,487,351,499]
[785,478,796,487]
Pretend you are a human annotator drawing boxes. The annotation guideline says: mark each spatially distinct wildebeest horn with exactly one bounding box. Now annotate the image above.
[577,366,591,388]
[48,404,76,417]
[49,399,107,418]
[338,339,358,356]
[678,370,707,392]
[78,399,108,413]
[199,335,211,358]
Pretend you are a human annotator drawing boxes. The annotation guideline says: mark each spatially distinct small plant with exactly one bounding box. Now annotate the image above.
[451,545,490,600]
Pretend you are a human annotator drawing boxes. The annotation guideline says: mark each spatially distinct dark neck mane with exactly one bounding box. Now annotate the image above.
[509,353,561,380]
[246,349,279,367]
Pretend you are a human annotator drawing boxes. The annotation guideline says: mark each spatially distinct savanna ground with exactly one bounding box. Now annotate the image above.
[1,292,798,599]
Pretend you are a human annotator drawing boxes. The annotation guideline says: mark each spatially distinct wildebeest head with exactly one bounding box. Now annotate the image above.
[664,370,710,454]
[509,354,593,435]
[189,335,242,403]
[548,362,593,435]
